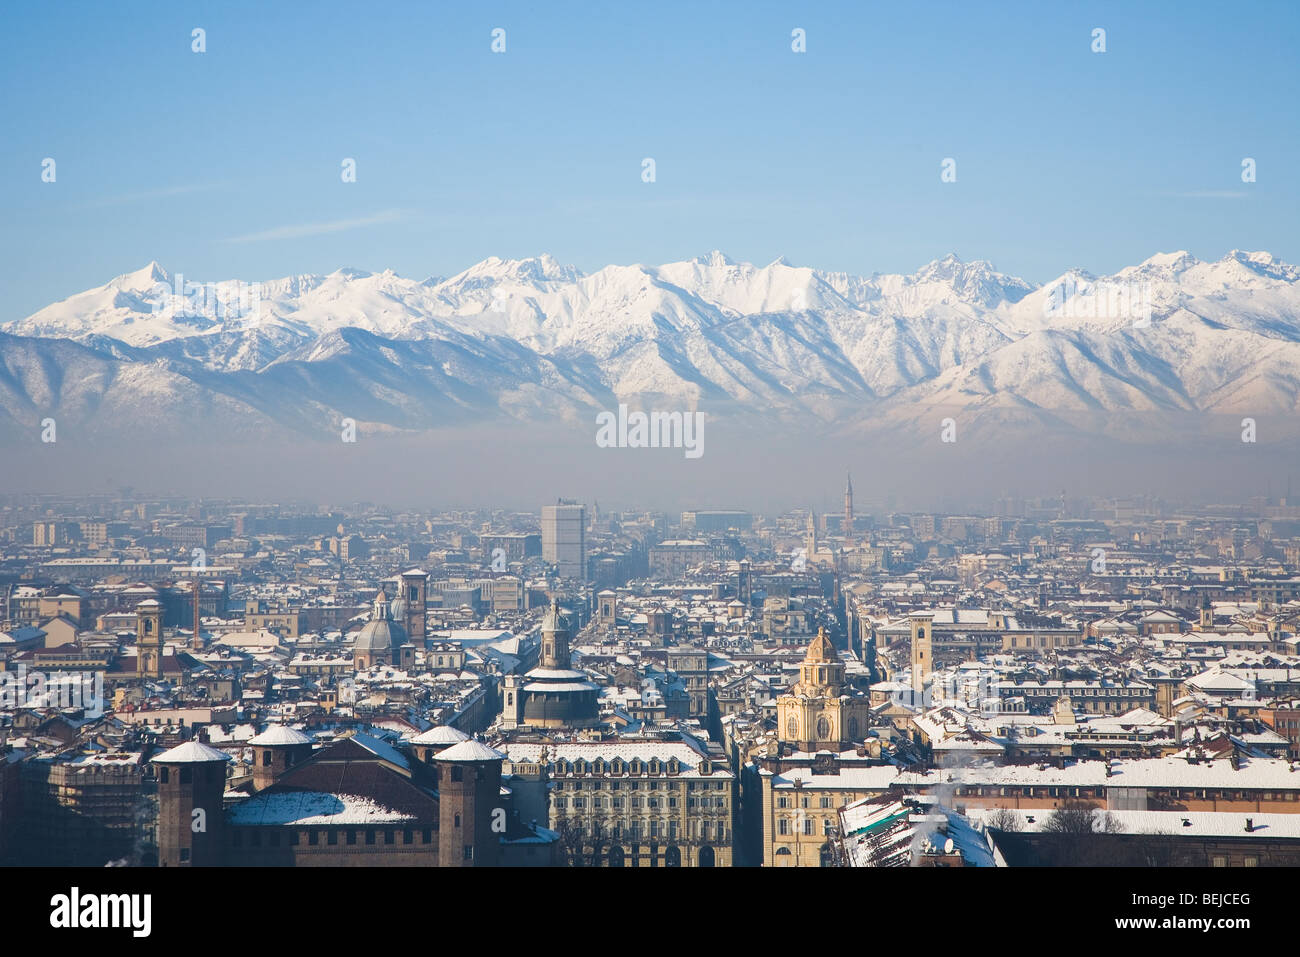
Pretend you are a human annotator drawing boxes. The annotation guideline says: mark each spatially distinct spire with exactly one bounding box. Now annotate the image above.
[844,471,854,527]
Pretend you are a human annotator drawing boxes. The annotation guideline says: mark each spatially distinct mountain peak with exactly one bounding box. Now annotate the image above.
[1137,250,1196,271]
[692,250,737,268]
[115,261,172,290]
[455,254,583,284]
[1225,249,1274,266]
[1220,249,1299,282]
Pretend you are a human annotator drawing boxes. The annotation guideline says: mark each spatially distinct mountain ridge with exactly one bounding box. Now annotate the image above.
[3,250,1299,445]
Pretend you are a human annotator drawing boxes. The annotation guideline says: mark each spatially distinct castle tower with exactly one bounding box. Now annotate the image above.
[910,611,935,693]
[409,725,470,766]
[435,739,505,867]
[247,725,313,792]
[844,472,854,530]
[152,740,230,867]
[400,568,428,644]
[135,599,164,680]
[540,599,570,669]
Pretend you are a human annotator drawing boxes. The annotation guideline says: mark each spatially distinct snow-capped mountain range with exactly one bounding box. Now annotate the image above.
[3,249,1300,443]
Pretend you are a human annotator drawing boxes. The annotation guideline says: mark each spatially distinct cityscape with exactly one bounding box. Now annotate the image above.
[5,488,1300,871]
[1,0,1292,938]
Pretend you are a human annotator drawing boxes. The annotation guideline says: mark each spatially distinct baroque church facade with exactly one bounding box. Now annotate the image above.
[776,628,872,752]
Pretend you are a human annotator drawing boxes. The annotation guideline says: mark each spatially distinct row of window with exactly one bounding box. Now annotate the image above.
[555,779,726,791]
[563,820,726,841]
[229,826,435,848]
[552,759,718,776]
[777,796,837,809]
[777,817,834,836]
[555,795,727,810]
[951,786,1300,801]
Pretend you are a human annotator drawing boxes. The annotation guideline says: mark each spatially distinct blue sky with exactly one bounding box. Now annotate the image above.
[2,0,1297,319]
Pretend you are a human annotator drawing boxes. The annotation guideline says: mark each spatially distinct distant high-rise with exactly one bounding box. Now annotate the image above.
[541,503,586,580]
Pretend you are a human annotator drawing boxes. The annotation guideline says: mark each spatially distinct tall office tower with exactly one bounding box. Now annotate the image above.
[541,503,586,580]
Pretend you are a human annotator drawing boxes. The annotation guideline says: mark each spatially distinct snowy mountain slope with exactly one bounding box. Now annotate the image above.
[4,249,1300,443]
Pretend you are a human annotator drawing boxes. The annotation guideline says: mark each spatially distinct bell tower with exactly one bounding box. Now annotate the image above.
[910,611,934,693]
[401,568,428,644]
[136,599,164,680]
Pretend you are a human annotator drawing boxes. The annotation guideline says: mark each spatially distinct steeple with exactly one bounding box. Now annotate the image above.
[844,472,854,528]
[540,598,571,669]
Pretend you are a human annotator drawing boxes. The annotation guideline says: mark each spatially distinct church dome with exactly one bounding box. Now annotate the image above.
[353,588,407,655]
[805,627,836,662]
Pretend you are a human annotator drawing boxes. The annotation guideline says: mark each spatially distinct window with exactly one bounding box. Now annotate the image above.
[346,830,357,845]
[454,814,461,827]
[803,818,813,835]
[1212,856,1227,868]
[179,848,190,862]
[403,829,413,845]
[779,819,789,835]
[309,831,319,846]
[464,845,474,861]
[328,831,338,846]
[365,830,376,845]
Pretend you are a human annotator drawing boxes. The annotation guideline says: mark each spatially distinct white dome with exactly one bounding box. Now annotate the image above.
[248,725,312,746]
[410,725,470,746]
